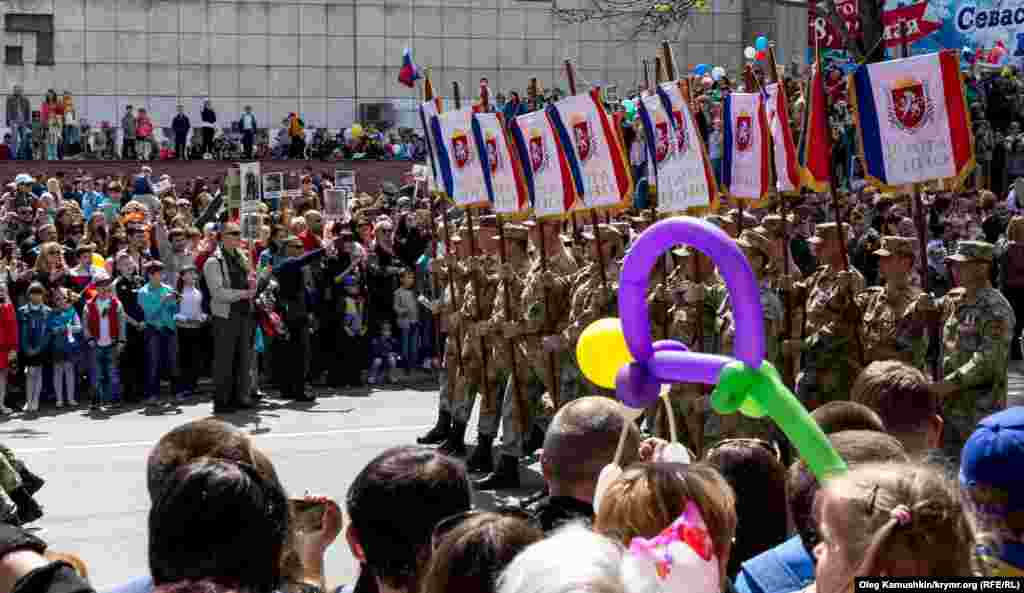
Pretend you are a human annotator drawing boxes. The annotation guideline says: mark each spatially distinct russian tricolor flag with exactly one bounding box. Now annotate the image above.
[848,50,974,190]
[398,48,421,88]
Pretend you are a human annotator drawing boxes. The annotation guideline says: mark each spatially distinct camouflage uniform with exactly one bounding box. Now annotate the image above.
[561,224,624,402]
[795,223,866,408]
[658,245,727,454]
[479,225,532,439]
[451,223,501,425]
[710,230,784,445]
[854,236,929,371]
[494,226,578,459]
[939,241,1014,458]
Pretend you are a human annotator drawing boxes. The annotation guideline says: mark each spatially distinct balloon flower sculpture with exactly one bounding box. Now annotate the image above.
[576,217,847,481]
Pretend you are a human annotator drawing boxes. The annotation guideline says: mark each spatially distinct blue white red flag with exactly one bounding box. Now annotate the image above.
[848,50,974,190]
[398,48,421,88]
[721,92,770,202]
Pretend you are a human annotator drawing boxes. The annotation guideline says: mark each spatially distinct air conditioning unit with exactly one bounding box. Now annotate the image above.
[359,103,396,128]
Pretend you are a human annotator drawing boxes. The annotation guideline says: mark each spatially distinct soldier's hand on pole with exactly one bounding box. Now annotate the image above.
[916,292,938,312]
[542,334,564,353]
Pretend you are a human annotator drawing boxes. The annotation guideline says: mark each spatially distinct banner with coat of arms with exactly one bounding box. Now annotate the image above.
[848,50,975,190]
[508,110,575,219]
[471,112,529,215]
[547,89,633,211]
[635,81,717,213]
[431,107,489,208]
[722,92,771,202]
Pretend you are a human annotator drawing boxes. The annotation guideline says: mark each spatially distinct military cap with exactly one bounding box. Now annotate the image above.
[754,214,786,238]
[873,236,916,258]
[807,222,850,244]
[581,224,624,243]
[736,229,773,258]
[495,224,529,242]
[946,240,994,263]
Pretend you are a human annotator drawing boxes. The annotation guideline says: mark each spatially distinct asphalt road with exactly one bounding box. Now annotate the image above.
[9,362,1024,590]
[6,377,545,591]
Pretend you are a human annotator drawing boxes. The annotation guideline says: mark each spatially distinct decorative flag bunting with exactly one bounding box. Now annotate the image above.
[635,81,716,213]
[547,89,633,210]
[472,112,528,215]
[721,92,771,202]
[431,107,489,207]
[398,48,421,88]
[509,110,575,219]
[763,82,801,194]
[848,50,974,190]
[800,52,832,193]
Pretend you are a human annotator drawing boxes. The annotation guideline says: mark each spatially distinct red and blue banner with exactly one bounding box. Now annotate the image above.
[509,110,575,219]
[848,50,974,190]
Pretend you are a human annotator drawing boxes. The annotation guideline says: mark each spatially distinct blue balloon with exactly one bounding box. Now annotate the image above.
[755,36,769,51]
[694,64,709,75]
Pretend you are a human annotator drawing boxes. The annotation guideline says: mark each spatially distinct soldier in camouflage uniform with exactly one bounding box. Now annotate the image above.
[441,216,501,456]
[464,223,532,474]
[855,236,930,371]
[475,217,578,491]
[418,218,461,446]
[711,229,786,445]
[657,243,727,456]
[560,224,625,401]
[785,222,866,409]
[928,241,1014,458]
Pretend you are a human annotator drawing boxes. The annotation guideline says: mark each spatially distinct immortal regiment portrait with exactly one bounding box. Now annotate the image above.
[2,9,1024,589]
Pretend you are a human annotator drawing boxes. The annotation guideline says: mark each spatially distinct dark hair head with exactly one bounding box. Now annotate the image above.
[542,396,641,492]
[146,418,259,502]
[811,401,886,435]
[788,430,909,557]
[705,439,789,578]
[346,446,471,592]
[421,512,544,593]
[149,460,289,592]
[851,361,938,434]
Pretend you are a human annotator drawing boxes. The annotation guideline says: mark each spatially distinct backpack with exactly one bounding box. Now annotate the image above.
[1005,242,1024,289]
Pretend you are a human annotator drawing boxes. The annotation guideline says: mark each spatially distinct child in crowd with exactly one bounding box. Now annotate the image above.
[18,282,50,413]
[0,284,17,414]
[48,287,82,407]
[368,321,399,385]
[84,271,126,410]
[173,265,207,397]
[340,274,367,387]
[393,268,420,374]
[113,250,145,401]
[137,260,180,405]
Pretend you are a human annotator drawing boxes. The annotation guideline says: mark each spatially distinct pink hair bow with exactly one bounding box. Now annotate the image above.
[621,501,720,593]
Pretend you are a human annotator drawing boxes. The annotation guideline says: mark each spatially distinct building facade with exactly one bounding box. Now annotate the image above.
[0,0,807,131]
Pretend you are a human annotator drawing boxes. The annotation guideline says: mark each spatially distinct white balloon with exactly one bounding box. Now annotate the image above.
[713,66,726,77]
[744,46,757,59]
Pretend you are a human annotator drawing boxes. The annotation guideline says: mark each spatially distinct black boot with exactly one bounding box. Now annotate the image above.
[9,488,42,526]
[523,424,546,457]
[439,421,468,457]
[417,410,451,445]
[473,455,520,490]
[466,435,494,474]
[14,461,44,496]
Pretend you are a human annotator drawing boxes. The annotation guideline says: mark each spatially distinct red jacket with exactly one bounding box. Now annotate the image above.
[0,303,16,352]
[86,297,121,341]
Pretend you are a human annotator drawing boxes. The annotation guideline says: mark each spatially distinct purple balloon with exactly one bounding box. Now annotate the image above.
[616,217,766,407]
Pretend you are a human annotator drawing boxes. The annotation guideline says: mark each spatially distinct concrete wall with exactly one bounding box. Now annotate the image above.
[0,0,807,130]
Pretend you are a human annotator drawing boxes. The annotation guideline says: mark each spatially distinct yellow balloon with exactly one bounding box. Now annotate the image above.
[350,123,364,138]
[576,318,634,389]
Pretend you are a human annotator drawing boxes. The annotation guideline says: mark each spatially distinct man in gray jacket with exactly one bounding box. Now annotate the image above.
[121,105,137,159]
[203,223,257,413]
[5,86,29,160]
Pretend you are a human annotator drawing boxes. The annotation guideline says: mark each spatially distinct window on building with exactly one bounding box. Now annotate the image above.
[4,46,23,66]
